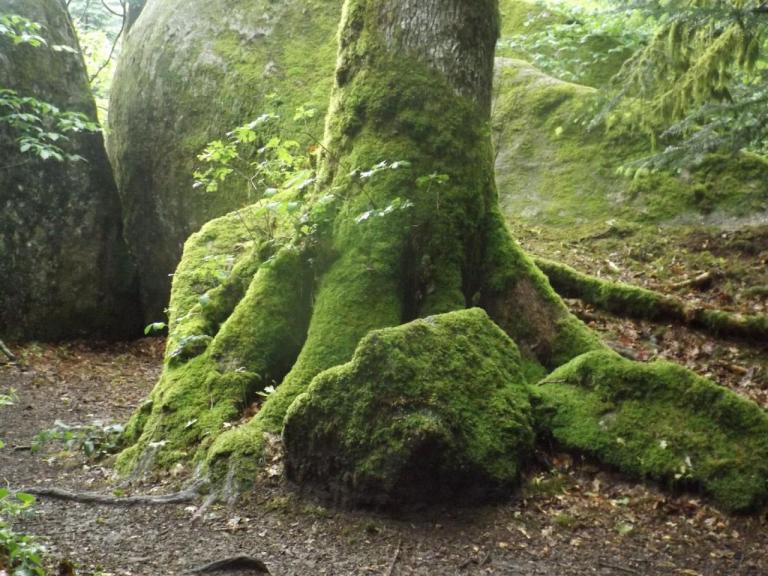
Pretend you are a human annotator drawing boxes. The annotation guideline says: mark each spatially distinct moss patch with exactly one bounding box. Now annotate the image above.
[116,241,313,473]
[492,59,768,239]
[534,350,768,512]
[282,308,535,508]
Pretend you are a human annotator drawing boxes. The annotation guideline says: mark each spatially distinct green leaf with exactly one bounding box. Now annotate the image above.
[16,492,36,507]
[144,322,167,335]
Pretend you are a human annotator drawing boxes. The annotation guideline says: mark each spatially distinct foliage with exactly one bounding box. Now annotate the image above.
[66,0,127,119]
[500,2,653,85]
[32,419,125,460]
[0,14,100,163]
[597,0,768,169]
[0,388,16,408]
[0,89,99,162]
[0,393,45,576]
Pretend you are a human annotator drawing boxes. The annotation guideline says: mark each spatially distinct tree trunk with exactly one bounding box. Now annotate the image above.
[116,0,598,486]
[115,0,768,512]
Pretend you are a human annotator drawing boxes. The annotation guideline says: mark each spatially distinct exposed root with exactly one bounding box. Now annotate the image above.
[188,555,270,574]
[535,257,768,341]
[20,483,201,506]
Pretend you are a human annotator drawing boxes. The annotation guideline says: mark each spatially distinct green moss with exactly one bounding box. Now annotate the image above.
[492,60,768,239]
[480,209,603,368]
[116,244,313,472]
[535,257,768,341]
[535,257,682,321]
[534,350,768,512]
[281,308,535,507]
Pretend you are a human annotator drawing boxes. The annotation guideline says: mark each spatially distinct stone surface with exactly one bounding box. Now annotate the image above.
[0,0,140,340]
[107,0,340,321]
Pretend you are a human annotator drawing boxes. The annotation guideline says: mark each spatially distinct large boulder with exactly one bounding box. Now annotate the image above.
[282,309,535,508]
[0,0,141,340]
[493,58,768,234]
[107,0,340,321]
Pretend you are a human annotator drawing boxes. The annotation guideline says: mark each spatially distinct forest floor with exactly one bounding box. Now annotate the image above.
[1,225,767,576]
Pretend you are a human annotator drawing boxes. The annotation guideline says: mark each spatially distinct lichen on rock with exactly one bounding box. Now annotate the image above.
[282,308,535,508]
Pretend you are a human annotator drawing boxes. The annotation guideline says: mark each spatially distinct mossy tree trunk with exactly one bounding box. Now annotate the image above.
[117,0,599,486]
[116,0,768,512]
[114,0,632,496]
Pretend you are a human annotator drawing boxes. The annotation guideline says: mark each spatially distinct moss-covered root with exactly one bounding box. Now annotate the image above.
[481,210,604,369]
[534,350,768,512]
[205,238,404,477]
[116,246,313,473]
[535,257,768,341]
[282,308,535,508]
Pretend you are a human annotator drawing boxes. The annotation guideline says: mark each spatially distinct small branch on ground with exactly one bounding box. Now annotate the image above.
[670,271,720,290]
[188,555,270,574]
[535,257,768,342]
[0,340,17,363]
[21,484,200,506]
[597,561,641,575]
[385,538,402,576]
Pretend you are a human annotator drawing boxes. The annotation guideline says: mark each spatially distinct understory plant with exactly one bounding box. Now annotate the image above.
[0,392,45,576]
[0,14,99,166]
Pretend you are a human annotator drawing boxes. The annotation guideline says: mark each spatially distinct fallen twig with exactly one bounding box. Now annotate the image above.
[188,555,270,574]
[21,484,199,506]
[385,538,402,576]
[670,271,720,290]
[0,340,16,362]
[597,561,641,575]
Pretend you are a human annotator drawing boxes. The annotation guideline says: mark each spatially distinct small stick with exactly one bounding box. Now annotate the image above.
[21,485,199,506]
[0,340,16,362]
[386,539,402,576]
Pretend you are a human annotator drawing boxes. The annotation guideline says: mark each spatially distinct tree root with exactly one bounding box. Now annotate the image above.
[20,484,200,506]
[535,257,768,342]
[188,556,270,574]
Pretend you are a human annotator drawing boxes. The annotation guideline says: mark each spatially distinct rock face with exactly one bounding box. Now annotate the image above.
[108,0,340,321]
[282,309,535,508]
[492,58,768,232]
[0,0,141,340]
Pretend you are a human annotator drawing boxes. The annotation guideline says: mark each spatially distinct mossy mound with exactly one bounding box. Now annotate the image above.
[534,350,768,512]
[107,0,341,321]
[0,0,140,340]
[282,309,535,508]
[493,59,768,236]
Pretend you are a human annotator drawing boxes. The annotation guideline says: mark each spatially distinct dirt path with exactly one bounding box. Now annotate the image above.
[1,334,767,576]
